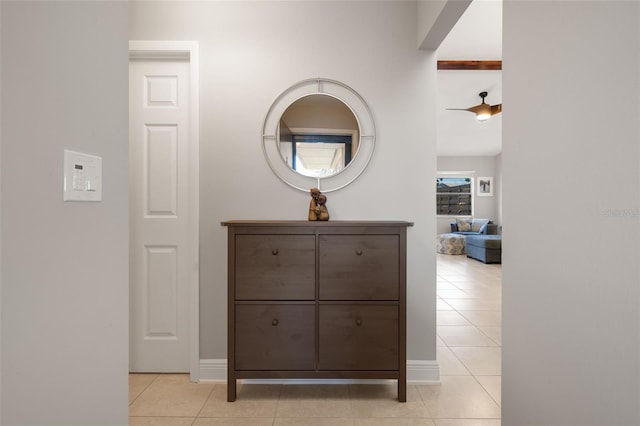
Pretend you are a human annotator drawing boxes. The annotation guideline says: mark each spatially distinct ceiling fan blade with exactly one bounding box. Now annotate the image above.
[466,104,488,114]
[445,108,474,112]
[490,104,502,115]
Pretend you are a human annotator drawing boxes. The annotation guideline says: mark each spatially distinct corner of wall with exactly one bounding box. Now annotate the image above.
[417,0,472,50]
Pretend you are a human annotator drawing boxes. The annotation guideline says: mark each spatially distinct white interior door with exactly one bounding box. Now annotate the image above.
[129,51,196,373]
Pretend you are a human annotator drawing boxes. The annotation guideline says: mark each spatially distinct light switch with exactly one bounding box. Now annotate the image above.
[63,150,102,202]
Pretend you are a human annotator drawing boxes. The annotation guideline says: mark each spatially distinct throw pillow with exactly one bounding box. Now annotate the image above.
[471,218,490,233]
[456,218,472,232]
[478,221,489,234]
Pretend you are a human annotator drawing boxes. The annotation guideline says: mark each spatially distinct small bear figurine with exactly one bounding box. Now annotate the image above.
[308,188,329,221]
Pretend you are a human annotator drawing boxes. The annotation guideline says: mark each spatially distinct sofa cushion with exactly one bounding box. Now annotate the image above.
[471,218,490,233]
[466,235,502,249]
[456,218,472,232]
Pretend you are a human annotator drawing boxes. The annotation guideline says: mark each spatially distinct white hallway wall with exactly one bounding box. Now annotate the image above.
[129,0,438,368]
[503,1,640,425]
[1,1,129,425]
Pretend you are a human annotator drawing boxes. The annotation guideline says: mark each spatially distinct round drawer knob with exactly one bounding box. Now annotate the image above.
[355,250,363,256]
[272,319,279,326]
[272,249,279,255]
[356,318,363,326]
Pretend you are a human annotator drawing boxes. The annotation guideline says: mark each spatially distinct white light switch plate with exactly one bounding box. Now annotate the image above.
[63,150,102,202]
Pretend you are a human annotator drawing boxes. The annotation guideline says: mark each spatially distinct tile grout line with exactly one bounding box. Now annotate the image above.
[273,384,283,423]
[128,374,160,408]
[193,382,217,420]
[472,374,503,408]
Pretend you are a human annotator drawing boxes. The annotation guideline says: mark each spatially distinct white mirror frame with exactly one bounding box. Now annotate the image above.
[262,78,376,193]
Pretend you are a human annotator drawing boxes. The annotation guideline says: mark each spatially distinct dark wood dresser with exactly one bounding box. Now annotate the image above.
[222,220,412,402]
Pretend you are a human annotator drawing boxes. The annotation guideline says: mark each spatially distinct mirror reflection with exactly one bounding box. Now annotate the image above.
[278,94,359,178]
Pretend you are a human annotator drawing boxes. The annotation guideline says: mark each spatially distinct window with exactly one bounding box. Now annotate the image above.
[437,176,473,216]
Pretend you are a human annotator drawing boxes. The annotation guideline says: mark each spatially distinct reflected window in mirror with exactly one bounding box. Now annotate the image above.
[280,134,353,178]
[278,94,359,179]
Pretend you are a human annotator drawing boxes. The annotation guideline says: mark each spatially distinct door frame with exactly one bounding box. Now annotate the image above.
[129,40,200,381]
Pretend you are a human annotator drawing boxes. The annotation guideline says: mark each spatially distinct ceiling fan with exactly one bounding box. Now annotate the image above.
[447,91,502,121]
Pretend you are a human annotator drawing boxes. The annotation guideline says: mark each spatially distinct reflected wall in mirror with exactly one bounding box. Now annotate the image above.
[278,95,359,178]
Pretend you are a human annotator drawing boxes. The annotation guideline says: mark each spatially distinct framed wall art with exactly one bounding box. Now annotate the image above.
[477,176,493,196]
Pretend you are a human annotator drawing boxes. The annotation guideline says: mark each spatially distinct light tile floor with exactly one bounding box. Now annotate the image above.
[130,253,501,426]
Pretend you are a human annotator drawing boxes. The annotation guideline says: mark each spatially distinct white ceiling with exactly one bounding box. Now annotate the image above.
[436,0,503,157]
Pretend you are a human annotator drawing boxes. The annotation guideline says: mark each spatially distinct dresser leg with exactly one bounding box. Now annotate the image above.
[227,377,236,402]
[398,378,406,402]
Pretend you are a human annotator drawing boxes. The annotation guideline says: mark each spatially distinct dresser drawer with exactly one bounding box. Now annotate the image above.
[318,304,398,371]
[319,235,399,300]
[235,304,315,370]
[235,235,315,300]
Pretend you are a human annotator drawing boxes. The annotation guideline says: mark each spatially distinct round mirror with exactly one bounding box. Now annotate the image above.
[278,94,359,178]
[262,78,375,193]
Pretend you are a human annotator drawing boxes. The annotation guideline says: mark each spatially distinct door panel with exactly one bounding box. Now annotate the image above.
[145,125,178,216]
[145,246,178,337]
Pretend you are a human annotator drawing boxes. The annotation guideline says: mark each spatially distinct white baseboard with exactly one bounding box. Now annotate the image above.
[406,360,441,384]
[199,359,227,382]
[198,359,440,384]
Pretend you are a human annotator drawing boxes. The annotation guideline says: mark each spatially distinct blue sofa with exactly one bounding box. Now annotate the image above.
[450,218,498,236]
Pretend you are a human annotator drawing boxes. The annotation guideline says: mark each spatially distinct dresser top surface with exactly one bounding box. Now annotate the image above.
[221,220,414,227]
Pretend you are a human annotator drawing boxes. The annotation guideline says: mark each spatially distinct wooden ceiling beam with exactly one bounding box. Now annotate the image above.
[437,60,502,70]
